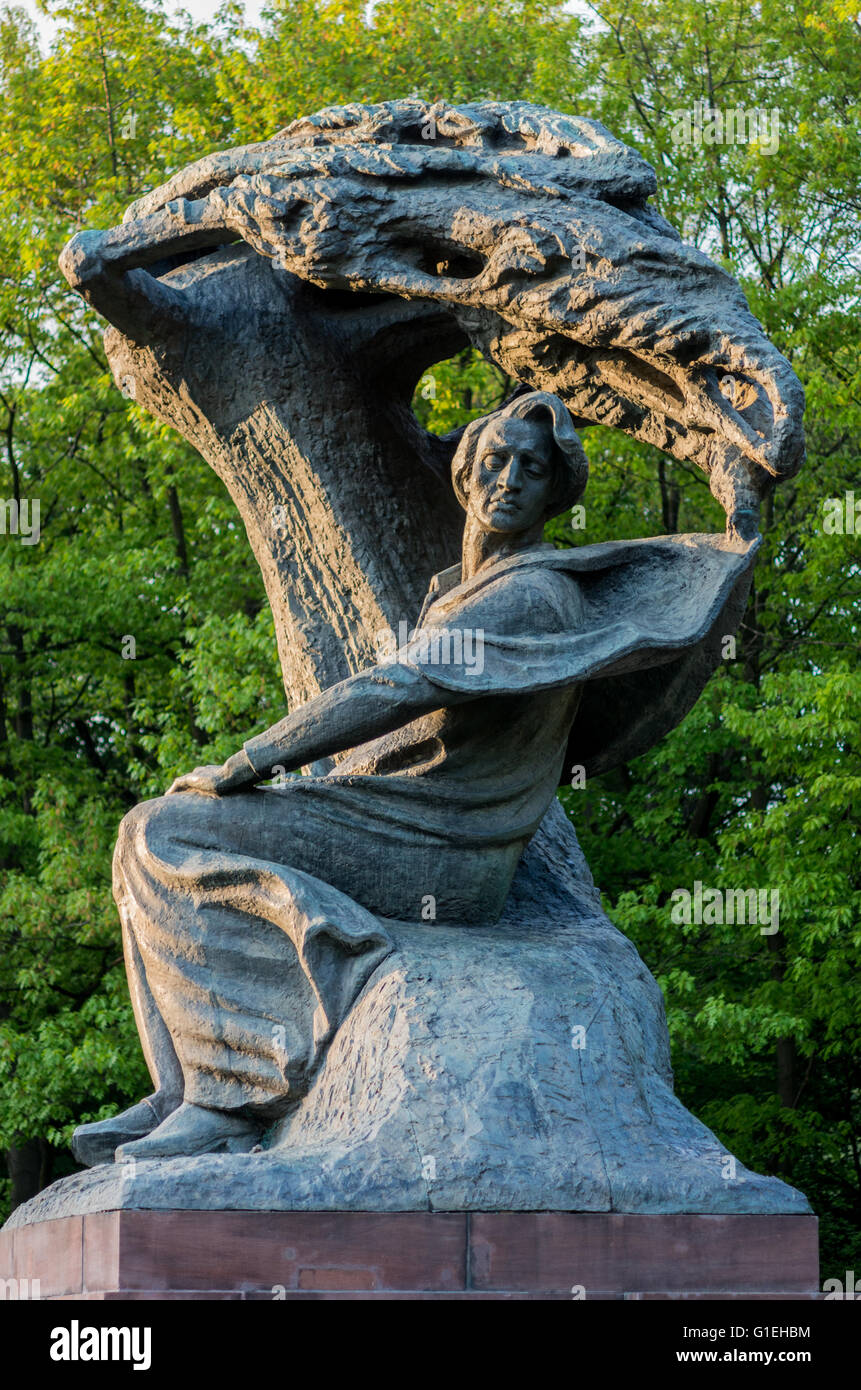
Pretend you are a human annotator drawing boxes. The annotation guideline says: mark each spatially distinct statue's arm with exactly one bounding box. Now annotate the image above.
[243,660,467,777]
[166,568,586,796]
[167,660,473,796]
[243,569,585,781]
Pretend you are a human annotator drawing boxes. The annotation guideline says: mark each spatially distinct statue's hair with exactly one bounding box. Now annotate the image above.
[451,391,588,521]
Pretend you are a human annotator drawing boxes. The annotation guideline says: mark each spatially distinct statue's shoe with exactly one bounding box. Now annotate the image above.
[72,1094,179,1167]
[114,1103,259,1161]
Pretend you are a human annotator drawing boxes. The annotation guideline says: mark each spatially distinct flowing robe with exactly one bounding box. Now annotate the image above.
[115,534,756,1118]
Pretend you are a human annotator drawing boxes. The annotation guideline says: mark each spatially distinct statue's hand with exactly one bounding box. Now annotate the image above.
[167,751,258,797]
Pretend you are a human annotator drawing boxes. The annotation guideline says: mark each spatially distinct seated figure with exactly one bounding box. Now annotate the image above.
[73,390,755,1166]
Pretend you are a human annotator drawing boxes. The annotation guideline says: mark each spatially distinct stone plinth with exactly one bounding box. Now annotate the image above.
[0,1211,819,1300]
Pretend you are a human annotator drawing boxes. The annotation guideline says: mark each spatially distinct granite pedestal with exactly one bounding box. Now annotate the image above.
[0,1211,819,1300]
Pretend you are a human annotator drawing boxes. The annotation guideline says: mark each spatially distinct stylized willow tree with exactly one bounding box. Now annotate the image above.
[61,99,804,741]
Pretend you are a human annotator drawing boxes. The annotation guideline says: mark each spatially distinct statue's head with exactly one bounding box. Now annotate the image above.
[451,391,588,535]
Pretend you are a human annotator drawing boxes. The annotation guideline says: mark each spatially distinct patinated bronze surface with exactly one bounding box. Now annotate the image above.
[8,101,809,1220]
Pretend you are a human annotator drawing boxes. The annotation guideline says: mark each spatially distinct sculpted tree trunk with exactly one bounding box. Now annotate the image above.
[73,246,466,711]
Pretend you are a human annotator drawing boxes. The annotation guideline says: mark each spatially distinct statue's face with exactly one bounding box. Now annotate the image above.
[469,416,557,534]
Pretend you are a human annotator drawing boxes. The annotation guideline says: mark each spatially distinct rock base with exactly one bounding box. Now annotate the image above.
[2,807,811,1225]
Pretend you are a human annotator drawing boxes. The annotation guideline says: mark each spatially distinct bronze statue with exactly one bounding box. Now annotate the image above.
[23,100,808,1216]
[72,389,757,1166]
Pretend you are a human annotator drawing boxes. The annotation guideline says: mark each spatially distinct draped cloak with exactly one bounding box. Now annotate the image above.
[395,530,759,779]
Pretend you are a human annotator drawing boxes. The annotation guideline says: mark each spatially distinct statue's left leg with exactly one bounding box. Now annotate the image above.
[97,784,392,1161]
[71,841,190,1165]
